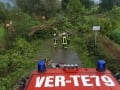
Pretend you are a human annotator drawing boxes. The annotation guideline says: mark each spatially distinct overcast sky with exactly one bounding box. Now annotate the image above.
[93,0,100,4]
[0,0,14,6]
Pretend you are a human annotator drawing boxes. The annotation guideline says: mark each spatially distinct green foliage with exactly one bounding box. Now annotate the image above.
[12,11,40,36]
[0,25,7,48]
[98,18,112,35]
[62,0,69,10]
[80,0,94,8]
[109,6,120,28]
[114,0,120,6]
[67,0,85,14]
[61,17,74,30]
[99,0,114,11]
[108,7,120,44]
[0,38,42,89]
[0,26,6,41]
[86,16,112,35]
[33,29,54,39]
[79,34,120,73]
[0,2,8,23]
[16,0,62,16]
[16,0,44,15]
[71,15,112,35]
[72,34,96,67]
[1,0,120,89]
[109,28,120,44]
[44,0,62,12]
[96,39,120,73]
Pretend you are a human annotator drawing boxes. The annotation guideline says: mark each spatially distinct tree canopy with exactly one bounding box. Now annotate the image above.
[0,2,8,23]
[80,0,94,8]
[67,0,84,14]
[16,0,44,15]
[99,0,114,11]
[16,0,62,16]
[62,0,69,10]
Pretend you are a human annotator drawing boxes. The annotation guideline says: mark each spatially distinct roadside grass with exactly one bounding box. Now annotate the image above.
[71,34,96,68]
[96,36,120,72]
[0,26,6,46]
[0,38,43,90]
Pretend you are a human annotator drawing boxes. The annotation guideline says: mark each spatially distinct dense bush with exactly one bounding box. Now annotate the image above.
[83,34,120,72]
[109,6,120,28]
[0,25,7,48]
[96,41,120,73]
[0,2,8,24]
[109,28,120,44]
[0,38,42,90]
[72,33,96,68]
[98,18,112,35]
[67,0,85,14]
[12,11,40,36]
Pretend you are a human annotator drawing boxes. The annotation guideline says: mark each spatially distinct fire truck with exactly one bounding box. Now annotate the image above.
[18,60,120,90]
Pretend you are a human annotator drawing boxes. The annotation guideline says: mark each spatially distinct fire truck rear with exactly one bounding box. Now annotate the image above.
[18,60,120,90]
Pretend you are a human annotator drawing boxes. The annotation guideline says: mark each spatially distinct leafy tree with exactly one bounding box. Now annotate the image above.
[0,2,8,23]
[62,0,69,10]
[67,0,85,14]
[12,11,40,36]
[99,0,114,11]
[114,0,120,6]
[16,0,44,15]
[80,0,94,8]
[109,6,120,28]
[0,25,7,48]
[44,0,61,12]
[0,10,7,23]
[109,29,120,44]
[16,0,62,16]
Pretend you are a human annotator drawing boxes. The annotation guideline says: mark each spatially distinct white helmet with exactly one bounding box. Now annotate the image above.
[62,32,66,35]
[53,33,56,36]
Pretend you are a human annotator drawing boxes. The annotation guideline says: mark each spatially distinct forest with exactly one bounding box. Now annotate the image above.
[0,0,120,89]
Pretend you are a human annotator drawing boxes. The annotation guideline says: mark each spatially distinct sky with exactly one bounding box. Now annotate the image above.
[93,0,100,4]
[0,0,15,7]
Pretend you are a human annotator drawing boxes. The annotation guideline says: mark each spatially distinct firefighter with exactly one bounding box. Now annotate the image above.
[53,33,57,48]
[66,31,71,45]
[62,32,67,49]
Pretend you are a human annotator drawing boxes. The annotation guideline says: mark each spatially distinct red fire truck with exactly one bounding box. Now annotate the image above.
[18,60,120,90]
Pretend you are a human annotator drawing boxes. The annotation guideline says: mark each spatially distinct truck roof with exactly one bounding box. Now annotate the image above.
[25,67,120,90]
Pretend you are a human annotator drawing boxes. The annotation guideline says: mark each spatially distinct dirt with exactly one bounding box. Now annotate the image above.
[99,36,120,59]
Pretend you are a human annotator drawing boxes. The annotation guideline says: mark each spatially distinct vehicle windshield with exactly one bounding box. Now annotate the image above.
[0,0,120,90]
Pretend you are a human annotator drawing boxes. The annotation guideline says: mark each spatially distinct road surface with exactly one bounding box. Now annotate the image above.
[38,40,82,67]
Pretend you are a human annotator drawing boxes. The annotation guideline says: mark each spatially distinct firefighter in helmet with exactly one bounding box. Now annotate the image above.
[66,31,71,45]
[62,32,67,49]
[53,33,57,48]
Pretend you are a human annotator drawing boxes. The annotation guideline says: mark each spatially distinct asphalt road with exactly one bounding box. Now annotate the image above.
[52,48,82,67]
[38,39,82,67]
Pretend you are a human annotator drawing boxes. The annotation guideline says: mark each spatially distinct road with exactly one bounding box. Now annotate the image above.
[52,49,82,66]
[38,40,82,67]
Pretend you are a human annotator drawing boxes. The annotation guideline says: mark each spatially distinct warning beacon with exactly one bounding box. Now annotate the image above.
[38,60,46,72]
[19,59,120,90]
[97,60,106,72]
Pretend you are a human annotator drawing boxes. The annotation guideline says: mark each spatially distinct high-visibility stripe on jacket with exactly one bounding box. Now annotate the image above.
[62,36,67,44]
[53,39,57,45]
